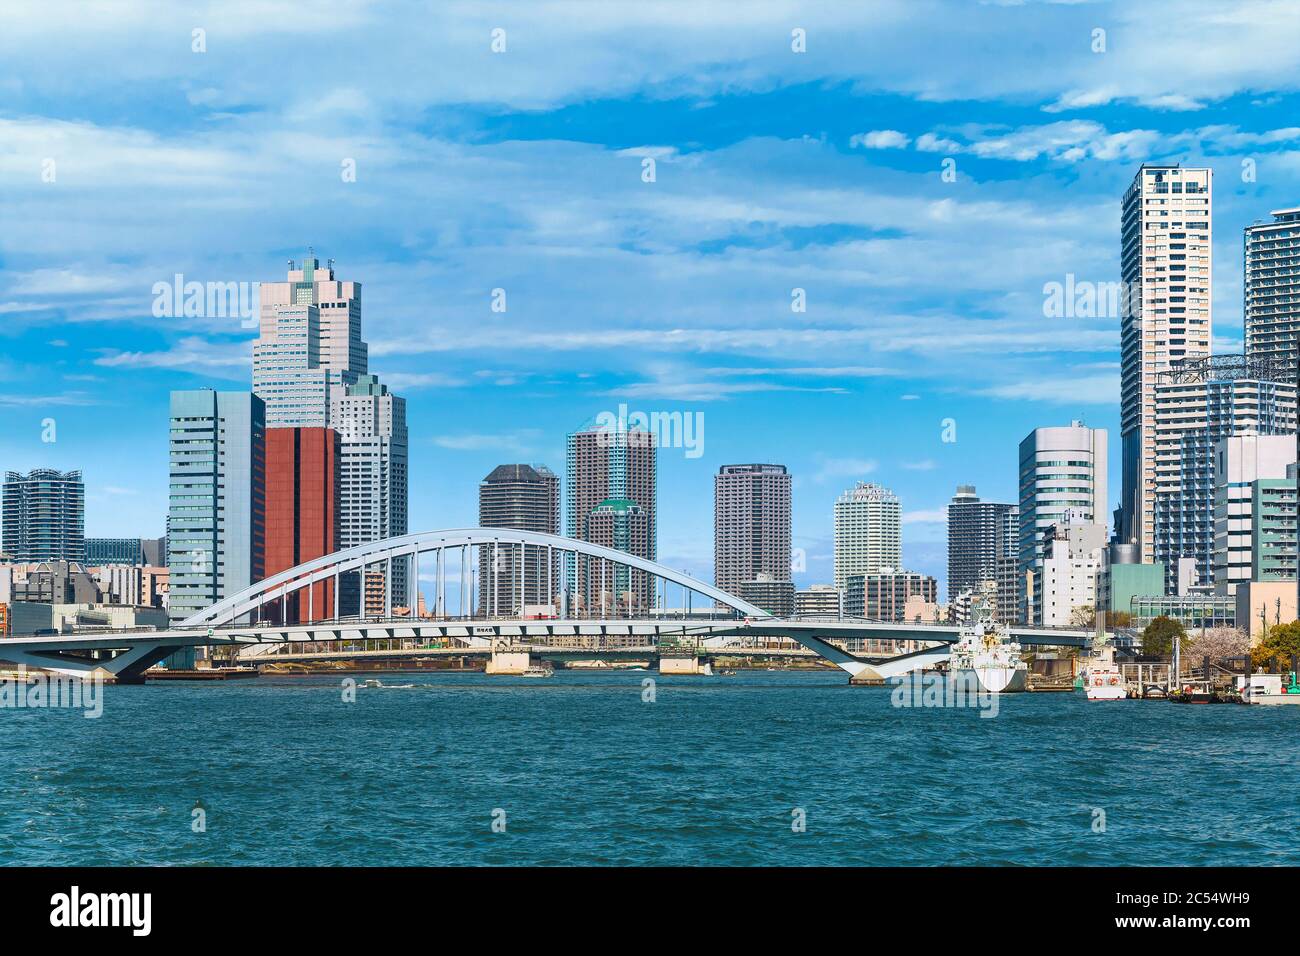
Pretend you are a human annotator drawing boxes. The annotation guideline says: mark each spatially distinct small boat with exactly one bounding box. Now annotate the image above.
[1170,684,1223,704]
[1242,673,1300,705]
[362,679,383,688]
[1081,632,1126,701]
[520,663,555,678]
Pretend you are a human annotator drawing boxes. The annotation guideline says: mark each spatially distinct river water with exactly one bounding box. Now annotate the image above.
[2,670,1294,865]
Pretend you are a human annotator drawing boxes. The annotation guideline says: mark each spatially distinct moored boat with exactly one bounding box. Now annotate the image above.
[1082,644,1126,701]
[948,602,1027,694]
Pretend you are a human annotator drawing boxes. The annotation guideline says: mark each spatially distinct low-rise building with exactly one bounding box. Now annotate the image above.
[794,584,841,618]
[1101,557,1166,617]
[7,602,169,637]
[1235,580,1299,641]
[844,569,938,622]
[1129,592,1235,630]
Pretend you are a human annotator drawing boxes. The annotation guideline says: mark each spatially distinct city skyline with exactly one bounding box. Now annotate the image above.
[5,3,1300,597]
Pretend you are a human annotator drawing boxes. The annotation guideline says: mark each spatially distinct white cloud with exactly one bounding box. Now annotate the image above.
[851,130,911,150]
[431,430,542,454]
[915,132,962,153]
[813,458,878,484]
[902,509,947,524]
[0,391,100,407]
[93,337,252,373]
[380,371,462,390]
[980,374,1119,405]
[914,120,1163,163]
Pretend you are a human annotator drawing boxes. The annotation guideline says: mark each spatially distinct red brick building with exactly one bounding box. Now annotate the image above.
[264,427,339,623]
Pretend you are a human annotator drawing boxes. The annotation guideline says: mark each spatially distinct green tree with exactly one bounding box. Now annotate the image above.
[1141,615,1185,657]
[1251,621,1300,671]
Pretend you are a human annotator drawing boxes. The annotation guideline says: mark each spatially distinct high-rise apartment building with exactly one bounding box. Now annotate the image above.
[714,464,792,599]
[2,469,85,563]
[1153,356,1296,592]
[1018,422,1107,622]
[1118,165,1213,561]
[167,391,266,623]
[945,484,1017,602]
[566,423,656,613]
[833,482,901,592]
[1213,434,1297,597]
[253,253,367,429]
[1244,208,1300,368]
[264,427,339,623]
[478,464,560,614]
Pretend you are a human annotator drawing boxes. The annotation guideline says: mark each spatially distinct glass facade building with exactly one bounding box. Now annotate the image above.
[167,390,266,623]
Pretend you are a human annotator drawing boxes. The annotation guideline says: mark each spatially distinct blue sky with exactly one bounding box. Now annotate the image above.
[2,0,1300,596]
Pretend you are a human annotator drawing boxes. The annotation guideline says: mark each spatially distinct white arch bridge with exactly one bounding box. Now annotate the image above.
[0,529,1093,682]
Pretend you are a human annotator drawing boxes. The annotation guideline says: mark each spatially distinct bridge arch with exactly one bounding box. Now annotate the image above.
[182,528,771,628]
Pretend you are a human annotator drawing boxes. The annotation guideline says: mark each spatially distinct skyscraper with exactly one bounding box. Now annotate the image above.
[1153,355,1296,592]
[565,422,656,613]
[945,484,1017,602]
[1244,208,1300,368]
[264,427,339,623]
[2,469,85,563]
[253,253,367,429]
[1118,164,1213,561]
[167,391,265,623]
[1018,422,1108,621]
[330,374,409,609]
[714,464,792,600]
[832,482,901,592]
[478,464,560,613]
[251,253,408,613]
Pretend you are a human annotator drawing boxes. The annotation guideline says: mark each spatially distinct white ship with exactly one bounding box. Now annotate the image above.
[948,607,1027,694]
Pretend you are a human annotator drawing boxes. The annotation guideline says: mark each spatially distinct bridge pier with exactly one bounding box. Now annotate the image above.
[658,656,713,676]
[848,667,887,686]
[485,649,532,675]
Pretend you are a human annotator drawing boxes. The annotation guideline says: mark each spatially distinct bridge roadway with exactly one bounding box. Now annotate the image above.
[0,615,1093,682]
